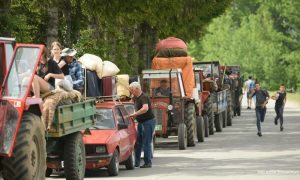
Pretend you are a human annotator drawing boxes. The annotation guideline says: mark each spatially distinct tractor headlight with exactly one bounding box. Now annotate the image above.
[167,105,173,111]
[95,146,106,153]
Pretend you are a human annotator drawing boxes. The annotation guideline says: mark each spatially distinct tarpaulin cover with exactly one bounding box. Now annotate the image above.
[152,56,195,97]
[155,37,187,52]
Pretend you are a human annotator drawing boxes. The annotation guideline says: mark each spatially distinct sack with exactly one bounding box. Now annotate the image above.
[78,54,103,79]
[102,61,120,78]
[55,75,73,91]
[116,74,130,97]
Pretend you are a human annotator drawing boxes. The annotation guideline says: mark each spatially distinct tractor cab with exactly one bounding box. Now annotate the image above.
[142,69,187,139]
[193,61,222,92]
[0,44,44,156]
[0,37,15,88]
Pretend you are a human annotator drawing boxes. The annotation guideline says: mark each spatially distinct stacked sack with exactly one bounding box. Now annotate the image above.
[79,53,133,98]
[152,37,195,98]
[78,53,120,79]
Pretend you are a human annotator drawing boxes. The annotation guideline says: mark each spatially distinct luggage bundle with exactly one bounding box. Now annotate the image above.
[155,37,188,58]
[79,54,134,98]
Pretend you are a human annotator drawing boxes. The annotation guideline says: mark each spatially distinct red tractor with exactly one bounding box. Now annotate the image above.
[193,61,230,134]
[221,65,243,116]
[141,37,205,150]
[142,68,204,150]
[0,43,95,180]
[193,67,212,137]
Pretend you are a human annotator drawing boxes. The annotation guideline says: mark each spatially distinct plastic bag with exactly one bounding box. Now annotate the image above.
[55,75,73,91]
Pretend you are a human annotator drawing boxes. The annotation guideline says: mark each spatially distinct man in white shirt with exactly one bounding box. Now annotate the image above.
[244,76,254,109]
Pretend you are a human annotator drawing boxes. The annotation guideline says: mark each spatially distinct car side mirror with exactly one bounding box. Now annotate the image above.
[118,123,128,129]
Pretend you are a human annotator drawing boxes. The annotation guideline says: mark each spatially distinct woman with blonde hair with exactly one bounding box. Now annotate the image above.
[50,41,69,75]
[32,47,64,98]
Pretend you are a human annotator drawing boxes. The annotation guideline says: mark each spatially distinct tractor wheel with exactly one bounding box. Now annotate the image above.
[227,92,233,126]
[222,109,228,128]
[203,115,209,137]
[2,112,46,180]
[196,116,205,142]
[108,150,119,176]
[214,113,223,132]
[178,123,187,150]
[204,96,214,135]
[237,105,241,116]
[46,168,53,177]
[184,103,196,147]
[125,150,135,170]
[64,132,86,180]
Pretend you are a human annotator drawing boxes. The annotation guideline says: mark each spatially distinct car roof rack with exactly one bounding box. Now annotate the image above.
[95,95,123,104]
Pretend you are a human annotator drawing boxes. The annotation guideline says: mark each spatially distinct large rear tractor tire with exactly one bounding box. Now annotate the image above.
[222,110,228,128]
[227,92,233,126]
[178,123,187,150]
[64,132,86,180]
[203,96,214,135]
[46,168,53,177]
[2,112,46,180]
[214,113,223,132]
[237,105,241,116]
[196,116,205,142]
[184,103,196,147]
[203,115,209,137]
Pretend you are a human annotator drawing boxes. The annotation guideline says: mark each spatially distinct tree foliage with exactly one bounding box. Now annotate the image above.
[190,0,300,90]
[0,0,231,74]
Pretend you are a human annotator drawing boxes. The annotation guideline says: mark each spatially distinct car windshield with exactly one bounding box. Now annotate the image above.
[2,47,40,98]
[94,108,116,129]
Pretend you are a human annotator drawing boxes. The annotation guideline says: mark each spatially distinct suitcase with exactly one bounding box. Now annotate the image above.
[85,70,102,97]
[102,76,117,96]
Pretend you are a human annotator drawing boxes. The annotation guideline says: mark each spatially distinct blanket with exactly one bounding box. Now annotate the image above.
[42,89,81,131]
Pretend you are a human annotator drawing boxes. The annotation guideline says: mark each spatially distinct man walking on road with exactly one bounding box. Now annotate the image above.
[271,84,286,131]
[244,76,255,109]
[129,82,156,168]
[251,82,269,137]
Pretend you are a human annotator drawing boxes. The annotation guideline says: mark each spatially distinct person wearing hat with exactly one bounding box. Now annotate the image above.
[61,48,84,91]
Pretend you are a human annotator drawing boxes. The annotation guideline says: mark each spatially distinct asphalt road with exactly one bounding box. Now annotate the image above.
[47,95,300,180]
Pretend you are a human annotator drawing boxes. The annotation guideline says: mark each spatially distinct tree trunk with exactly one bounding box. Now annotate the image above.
[1,0,12,36]
[137,22,157,72]
[72,0,81,44]
[62,0,72,47]
[46,7,59,47]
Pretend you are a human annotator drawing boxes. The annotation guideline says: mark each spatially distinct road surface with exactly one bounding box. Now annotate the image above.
[47,95,300,180]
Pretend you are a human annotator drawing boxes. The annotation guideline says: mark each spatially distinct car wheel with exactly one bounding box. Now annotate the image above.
[125,150,135,170]
[107,150,119,176]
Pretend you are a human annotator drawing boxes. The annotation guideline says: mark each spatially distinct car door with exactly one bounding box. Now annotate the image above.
[114,106,130,161]
[119,106,136,150]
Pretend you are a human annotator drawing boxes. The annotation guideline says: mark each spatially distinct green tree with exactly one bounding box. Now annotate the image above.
[1,0,231,74]
[190,0,300,90]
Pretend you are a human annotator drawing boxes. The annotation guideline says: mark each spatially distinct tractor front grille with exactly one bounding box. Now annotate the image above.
[153,108,163,125]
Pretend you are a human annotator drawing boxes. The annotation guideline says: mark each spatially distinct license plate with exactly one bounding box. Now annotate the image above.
[155,125,162,131]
